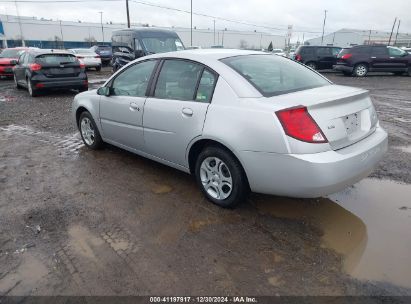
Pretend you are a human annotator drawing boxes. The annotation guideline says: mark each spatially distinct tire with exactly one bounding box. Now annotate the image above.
[306,62,317,70]
[27,79,39,97]
[96,65,101,72]
[195,146,249,208]
[78,111,103,150]
[393,72,403,76]
[408,68,411,77]
[78,87,88,93]
[353,63,368,77]
[14,74,22,89]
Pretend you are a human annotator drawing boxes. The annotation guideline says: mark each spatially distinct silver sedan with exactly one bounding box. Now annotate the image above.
[72,49,387,208]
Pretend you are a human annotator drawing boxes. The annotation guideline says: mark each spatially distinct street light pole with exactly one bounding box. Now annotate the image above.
[126,0,131,28]
[213,19,215,45]
[321,10,327,46]
[190,0,193,46]
[99,11,105,43]
[59,20,64,49]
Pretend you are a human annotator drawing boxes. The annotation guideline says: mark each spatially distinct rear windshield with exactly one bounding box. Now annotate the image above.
[0,49,25,58]
[338,48,351,57]
[35,54,78,64]
[221,54,330,97]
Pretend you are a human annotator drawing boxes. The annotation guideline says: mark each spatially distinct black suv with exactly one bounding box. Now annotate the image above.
[334,45,411,77]
[13,49,88,97]
[294,46,341,70]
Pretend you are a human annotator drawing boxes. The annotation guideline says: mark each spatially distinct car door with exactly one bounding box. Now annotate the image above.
[370,46,390,70]
[316,47,334,69]
[387,46,409,71]
[143,59,217,167]
[14,52,27,84]
[99,59,158,151]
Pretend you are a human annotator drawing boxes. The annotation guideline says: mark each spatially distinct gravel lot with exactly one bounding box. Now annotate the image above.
[0,68,410,297]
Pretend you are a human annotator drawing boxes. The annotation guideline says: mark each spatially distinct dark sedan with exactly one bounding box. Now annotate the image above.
[13,49,88,97]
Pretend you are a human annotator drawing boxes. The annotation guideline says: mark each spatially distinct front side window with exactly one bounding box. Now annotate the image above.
[154,60,203,101]
[317,47,331,56]
[332,48,341,56]
[388,47,407,57]
[111,60,157,97]
[221,54,330,97]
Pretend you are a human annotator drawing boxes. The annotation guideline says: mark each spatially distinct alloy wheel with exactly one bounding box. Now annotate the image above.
[200,157,233,200]
[355,65,367,77]
[80,117,95,146]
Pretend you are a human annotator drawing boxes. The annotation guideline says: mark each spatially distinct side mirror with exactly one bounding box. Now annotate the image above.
[10,59,18,65]
[97,87,110,96]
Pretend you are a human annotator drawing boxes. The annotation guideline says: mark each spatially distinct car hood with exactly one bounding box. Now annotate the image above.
[0,58,15,65]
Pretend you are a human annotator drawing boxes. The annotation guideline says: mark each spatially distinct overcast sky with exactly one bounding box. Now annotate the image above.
[0,0,410,40]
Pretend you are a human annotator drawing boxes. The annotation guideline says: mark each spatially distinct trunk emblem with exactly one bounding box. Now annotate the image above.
[327,125,335,130]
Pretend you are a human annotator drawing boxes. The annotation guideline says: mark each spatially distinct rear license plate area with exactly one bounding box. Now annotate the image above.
[344,112,361,135]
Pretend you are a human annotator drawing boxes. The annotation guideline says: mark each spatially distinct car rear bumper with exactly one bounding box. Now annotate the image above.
[32,78,88,89]
[240,126,388,198]
[333,64,353,73]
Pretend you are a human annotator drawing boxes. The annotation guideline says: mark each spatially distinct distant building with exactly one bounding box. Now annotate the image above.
[306,28,411,48]
[0,14,285,49]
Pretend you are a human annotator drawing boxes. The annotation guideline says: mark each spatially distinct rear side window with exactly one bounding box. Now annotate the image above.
[154,60,203,101]
[300,47,315,56]
[317,47,332,56]
[221,54,330,97]
[196,69,217,103]
[353,47,371,55]
[371,47,387,56]
[36,54,77,64]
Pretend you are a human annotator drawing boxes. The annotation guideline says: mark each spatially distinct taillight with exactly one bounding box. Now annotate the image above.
[276,106,327,143]
[95,55,100,58]
[80,62,85,69]
[295,54,302,61]
[29,63,42,71]
[341,53,352,60]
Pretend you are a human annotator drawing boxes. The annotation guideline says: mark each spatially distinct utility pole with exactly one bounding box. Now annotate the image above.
[213,19,215,45]
[302,33,305,45]
[388,17,397,45]
[14,0,25,46]
[99,11,104,43]
[190,0,193,46]
[126,0,131,28]
[320,10,327,46]
[368,29,372,44]
[59,20,64,49]
[394,20,401,46]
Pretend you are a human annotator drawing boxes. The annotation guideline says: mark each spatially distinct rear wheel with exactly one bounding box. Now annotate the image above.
[27,79,39,97]
[306,62,317,70]
[78,111,103,150]
[353,63,368,77]
[195,146,249,208]
[393,72,403,76]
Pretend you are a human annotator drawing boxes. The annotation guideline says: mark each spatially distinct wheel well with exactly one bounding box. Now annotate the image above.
[188,139,250,188]
[355,62,369,69]
[75,107,89,127]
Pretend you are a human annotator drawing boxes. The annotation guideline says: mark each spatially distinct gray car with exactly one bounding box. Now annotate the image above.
[72,49,387,208]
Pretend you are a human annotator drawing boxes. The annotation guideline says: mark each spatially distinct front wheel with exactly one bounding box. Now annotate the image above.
[195,146,249,208]
[78,111,103,150]
[353,64,368,77]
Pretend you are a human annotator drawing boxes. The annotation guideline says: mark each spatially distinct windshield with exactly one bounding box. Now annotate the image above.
[141,37,184,54]
[221,54,331,97]
[0,49,25,58]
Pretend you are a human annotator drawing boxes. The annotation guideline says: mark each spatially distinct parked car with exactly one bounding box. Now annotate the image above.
[111,28,185,72]
[294,45,342,70]
[72,49,387,208]
[13,49,88,97]
[334,45,411,77]
[69,48,102,71]
[272,48,286,57]
[0,47,31,78]
[90,45,112,64]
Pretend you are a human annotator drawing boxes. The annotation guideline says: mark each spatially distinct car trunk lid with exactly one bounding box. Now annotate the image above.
[269,84,378,151]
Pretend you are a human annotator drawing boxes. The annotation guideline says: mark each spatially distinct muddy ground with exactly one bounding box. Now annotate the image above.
[0,69,410,297]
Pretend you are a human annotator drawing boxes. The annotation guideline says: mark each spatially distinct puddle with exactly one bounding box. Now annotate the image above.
[253,178,411,289]
[330,179,411,289]
[68,225,104,259]
[394,146,411,153]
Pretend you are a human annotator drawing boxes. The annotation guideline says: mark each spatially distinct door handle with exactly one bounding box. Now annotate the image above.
[371,57,377,59]
[182,108,193,116]
[129,102,140,111]
[390,57,395,59]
